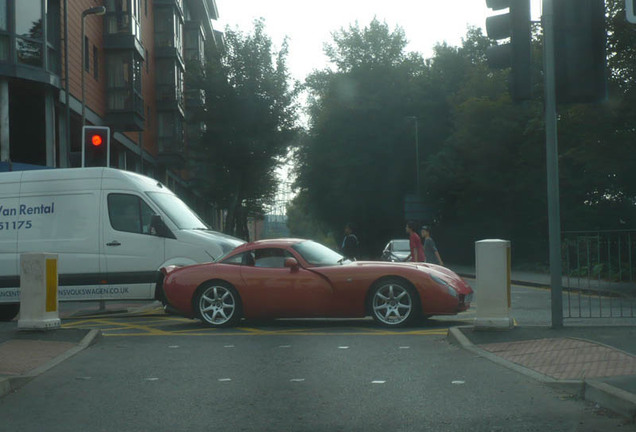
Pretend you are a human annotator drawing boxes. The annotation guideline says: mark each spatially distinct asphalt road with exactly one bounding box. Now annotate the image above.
[2,283,636,431]
[0,327,632,431]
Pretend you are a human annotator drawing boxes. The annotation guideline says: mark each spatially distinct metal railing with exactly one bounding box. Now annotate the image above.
[562,230,636,318]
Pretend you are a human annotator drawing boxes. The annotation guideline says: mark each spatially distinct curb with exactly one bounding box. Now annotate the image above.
[0,328,102,399]
[447,326,636,421]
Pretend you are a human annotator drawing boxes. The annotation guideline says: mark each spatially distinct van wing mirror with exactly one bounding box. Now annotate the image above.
[284,257,299,272]
[150,214,176,239]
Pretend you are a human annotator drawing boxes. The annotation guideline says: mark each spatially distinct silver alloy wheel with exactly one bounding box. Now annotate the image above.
[198,284,237,326]
[372,282,413,325]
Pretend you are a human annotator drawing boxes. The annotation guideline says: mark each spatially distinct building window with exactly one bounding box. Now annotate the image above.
[93,45,99,79]
[184,24,205,65]
[156,58,184,110]
[0,0,7,30]
[155,6,183,54]
[46,0,61,74]
[16,0,43,67]
[106,51,143,115]
[0,0,7,61]
[157,112,184,154]
[105,0,141,40]
[84,37,91,71]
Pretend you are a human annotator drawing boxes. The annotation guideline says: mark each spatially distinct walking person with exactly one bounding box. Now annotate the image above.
[421,226,444,266]
[405,220,425,262]
[341,222,359,260]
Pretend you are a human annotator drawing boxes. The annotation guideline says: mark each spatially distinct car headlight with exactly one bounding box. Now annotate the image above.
[430,274,458,298]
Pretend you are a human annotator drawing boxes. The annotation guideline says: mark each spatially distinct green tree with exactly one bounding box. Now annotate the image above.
[295,19,427,257]
[188,19,300,239]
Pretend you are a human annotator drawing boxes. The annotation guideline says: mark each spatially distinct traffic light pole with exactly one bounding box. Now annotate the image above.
[542,0,563,328]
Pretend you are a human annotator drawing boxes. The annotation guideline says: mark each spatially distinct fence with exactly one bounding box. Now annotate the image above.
[562,230,636,319]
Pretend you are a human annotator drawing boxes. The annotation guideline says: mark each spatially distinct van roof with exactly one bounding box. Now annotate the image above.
[0,167,169,192]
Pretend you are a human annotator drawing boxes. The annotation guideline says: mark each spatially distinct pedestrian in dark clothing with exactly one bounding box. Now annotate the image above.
[341,223,359,260]
[405,220,425,262]
[421,226,444,266]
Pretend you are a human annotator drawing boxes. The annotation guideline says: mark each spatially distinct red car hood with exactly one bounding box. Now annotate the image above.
[343,261,473,295]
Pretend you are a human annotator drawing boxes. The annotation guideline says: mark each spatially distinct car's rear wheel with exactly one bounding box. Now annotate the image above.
[194,281,242,328]
[370,278,418,327]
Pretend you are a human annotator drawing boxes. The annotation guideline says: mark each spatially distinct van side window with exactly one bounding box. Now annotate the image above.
[108,194,155,235]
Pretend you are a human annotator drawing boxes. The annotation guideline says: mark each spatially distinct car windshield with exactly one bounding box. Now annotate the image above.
[292,240,346,266]
[146,192,208,230]
[393,240,410,252]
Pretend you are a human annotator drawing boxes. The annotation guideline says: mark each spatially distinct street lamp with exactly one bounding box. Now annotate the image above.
[81,6,106,127]
[406,116,420,195]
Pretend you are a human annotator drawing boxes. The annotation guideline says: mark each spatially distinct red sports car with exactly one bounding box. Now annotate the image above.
[156,239,473,328]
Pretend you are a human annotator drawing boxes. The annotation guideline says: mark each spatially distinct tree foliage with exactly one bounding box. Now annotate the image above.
[292,1,636,264]
[188,19,300,239]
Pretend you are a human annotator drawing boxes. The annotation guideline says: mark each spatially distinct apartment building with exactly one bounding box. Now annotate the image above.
[0,0,222,225]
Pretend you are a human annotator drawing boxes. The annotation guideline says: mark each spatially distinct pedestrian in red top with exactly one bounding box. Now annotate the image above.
[405,221,425,262]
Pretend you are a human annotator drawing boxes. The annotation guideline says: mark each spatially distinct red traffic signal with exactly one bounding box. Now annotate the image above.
[82,126,110,167]
[90,133,103,147]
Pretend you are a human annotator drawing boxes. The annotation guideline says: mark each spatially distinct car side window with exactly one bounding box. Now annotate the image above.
[108,193,155,235]
[254,248,292,268]
[221,252,245,265]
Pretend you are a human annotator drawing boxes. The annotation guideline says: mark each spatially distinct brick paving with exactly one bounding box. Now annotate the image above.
[479,338,636,380]
[0,340,76,376]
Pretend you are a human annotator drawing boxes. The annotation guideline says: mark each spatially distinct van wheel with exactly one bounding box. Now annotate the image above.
[194,282,242,328]
[0,304,19,322]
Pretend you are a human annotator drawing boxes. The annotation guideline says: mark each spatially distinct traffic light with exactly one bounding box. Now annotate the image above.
[82,126,110,167]
[485,0,532,101]
[553,0,606,104]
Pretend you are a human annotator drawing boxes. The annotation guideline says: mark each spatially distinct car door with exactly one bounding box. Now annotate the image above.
[239,247,333,318]
[102,192,165,300]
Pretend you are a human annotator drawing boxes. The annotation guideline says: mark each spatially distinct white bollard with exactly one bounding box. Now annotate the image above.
[474,239,513,331]
[18,253,61,330]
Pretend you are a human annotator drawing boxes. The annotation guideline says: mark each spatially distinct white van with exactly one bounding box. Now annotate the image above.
[0,167,244,321]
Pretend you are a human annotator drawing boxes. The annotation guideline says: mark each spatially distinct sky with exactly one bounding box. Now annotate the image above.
[213,0,497,81]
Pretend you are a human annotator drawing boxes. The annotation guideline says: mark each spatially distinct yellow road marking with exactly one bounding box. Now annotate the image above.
[62,316,453,337]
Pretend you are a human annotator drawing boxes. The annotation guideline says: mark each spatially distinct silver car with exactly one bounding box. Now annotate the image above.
[381,239,410,262]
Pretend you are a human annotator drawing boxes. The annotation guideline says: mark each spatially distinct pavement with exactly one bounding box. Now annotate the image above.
[1,269,636,423]
[0,301,153,398]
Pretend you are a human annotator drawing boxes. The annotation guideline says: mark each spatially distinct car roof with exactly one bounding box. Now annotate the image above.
[231,238,307,252]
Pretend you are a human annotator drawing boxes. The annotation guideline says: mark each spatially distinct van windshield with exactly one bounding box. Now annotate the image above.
[146,192,208,230]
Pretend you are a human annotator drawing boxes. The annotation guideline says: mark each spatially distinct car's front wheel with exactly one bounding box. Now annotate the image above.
[194,281,242,328]
[370,278,418,327]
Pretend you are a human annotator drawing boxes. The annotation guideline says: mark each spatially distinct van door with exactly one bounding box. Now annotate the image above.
[0,190,20,303]
[102,192,165,300]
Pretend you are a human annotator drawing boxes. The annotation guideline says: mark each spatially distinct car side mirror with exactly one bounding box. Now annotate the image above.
[150,214,176,239]
[284,257,299,272]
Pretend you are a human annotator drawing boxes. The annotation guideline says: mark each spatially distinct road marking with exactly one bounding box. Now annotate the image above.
[62,316,454,337]
[371,380,386,384]
[338,346,350,349]
[218,378,232,382]
[290,378,305,382]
